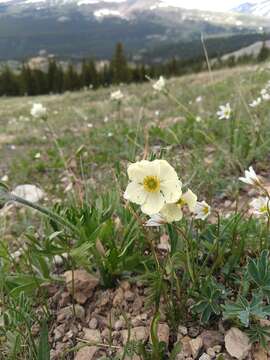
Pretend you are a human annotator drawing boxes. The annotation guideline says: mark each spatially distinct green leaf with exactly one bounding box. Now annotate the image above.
[37,321,50,360]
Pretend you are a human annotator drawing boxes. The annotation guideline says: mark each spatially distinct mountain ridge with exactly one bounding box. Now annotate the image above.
[0,0,269,61]
[233,1,270,18]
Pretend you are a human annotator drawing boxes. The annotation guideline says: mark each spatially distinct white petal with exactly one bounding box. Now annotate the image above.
[145,214,165,227]
[160,203,183,223]
[141,192,165,215]
[127,160,160,182]
[158,160,179,182]
[124,182,147,205]
[160,180,182,203]
[182,189,197,212]
[239,177,252,185]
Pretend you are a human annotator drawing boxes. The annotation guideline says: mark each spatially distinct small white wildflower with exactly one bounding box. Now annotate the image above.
[30,103,47,118]
[1,175,8,182]
[107,132,113,137]
[104,116,109,123]
[196,96,202,103]
[10,145,16,150]
[87,123,93,128]
[110,90,124,101]
[196,116,202,122]
[239,166,261,186]
[34,152,41,159]
[217,103,231,120]
[194,201,211,220]
[249,97,261,108]
[153,76,166,92]
[124,159,182,216]
[250,197,269,216]
[261,89,270,101]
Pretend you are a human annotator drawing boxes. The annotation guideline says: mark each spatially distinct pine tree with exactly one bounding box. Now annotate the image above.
[20,65,36,96]
[32,69,48,95]
[258,41,270,62]
[110,42,129,84]
[0,66,19,96]
[64,64,80,91]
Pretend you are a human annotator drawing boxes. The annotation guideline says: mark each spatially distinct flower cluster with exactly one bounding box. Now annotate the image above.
[152,76,166,92]
[239,166,270,217]
[124,159,210,225]
[31,103,47,119]
[249,85,270,108]
[110,90,124,101]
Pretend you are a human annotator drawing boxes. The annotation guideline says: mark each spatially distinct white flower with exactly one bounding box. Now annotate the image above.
[249,97,261,108]
[30,103,47,118]
[160,189,197,223]
[261,89,270,101]
[239,166,261,186]
[250,197,269,216]
[145,213,166,227]
[110,90,124,101]
[217,103,231,120]
[124,159,182,216]
[196,96,202,103]
[1,175,8,182]
[153,76,166,92]
[34,152,41,159]
[194,201,211,220]
[196,116,202,123]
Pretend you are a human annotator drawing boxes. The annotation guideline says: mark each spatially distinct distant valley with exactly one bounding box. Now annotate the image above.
[0,0,269,62]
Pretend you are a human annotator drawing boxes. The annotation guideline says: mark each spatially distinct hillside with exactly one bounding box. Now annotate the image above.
[0,0,269,61]
[2,63,270,359]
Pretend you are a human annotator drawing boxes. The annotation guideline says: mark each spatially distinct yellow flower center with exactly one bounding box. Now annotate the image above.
[143,176,160,193]
[260,206,267,213]
[176,198,186,207]
[203,206,209,215]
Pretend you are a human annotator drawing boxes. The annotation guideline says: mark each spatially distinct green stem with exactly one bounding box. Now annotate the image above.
[7,192,80,237]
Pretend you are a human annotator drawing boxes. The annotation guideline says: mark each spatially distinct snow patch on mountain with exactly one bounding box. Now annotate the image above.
[94,8,123,17]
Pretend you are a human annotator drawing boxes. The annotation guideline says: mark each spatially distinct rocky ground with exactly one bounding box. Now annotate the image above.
[39,269,269,360]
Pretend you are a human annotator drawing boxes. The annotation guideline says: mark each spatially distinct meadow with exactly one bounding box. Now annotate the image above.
[1,64,270,359]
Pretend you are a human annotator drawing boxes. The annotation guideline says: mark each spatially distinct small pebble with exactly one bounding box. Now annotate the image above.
[89,318,98,329]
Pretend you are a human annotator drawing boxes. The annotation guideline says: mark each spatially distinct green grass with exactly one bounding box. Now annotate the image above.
[2,64,270,359]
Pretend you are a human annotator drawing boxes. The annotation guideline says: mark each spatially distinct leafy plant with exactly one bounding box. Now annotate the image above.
[192,277,227,323]
[247,250,270,299]
[223,294,270,327]
[247,323,270,349]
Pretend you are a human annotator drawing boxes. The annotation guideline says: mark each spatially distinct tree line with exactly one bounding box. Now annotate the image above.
[0,41,269,97]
